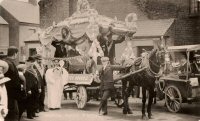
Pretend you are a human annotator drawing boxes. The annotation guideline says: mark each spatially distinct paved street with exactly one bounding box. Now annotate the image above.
[21,97,200,121]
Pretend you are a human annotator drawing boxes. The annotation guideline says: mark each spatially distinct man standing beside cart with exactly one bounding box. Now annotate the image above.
[98,57,125,115]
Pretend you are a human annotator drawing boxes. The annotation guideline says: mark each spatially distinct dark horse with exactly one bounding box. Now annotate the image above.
[120,49,164,119]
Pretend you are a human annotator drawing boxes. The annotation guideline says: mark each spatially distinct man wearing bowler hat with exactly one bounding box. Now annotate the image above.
[24,57,40,119]
[33,54,46,112]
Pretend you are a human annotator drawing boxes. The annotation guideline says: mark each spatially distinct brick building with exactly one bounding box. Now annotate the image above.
[38,0,200,59]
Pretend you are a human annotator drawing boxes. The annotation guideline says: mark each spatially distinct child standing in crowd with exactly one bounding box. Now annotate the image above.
[17,63,27,121]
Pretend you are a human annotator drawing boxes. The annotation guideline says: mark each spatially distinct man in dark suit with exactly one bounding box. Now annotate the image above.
[97,32,125,64]
[3,47,21,121]
[106,33,125,64]
[24,57,40,119]
[33,54,46,112]
[98,57,125,115]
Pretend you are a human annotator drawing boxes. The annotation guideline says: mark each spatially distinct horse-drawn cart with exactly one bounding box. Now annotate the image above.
[158,44,200,113]
[38,0,137,109]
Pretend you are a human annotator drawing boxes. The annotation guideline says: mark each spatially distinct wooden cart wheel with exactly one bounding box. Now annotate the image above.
[165,85,182,113]
[114,98,124,108]
[75,86,87,109]
[114,90,124,108]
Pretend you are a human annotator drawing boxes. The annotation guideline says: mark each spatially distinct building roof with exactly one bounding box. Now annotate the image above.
[1,0,39,24]
[0,16,8,25]
[134,19,174,38]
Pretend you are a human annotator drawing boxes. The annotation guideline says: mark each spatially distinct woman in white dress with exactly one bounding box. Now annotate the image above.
[45,60,68,110]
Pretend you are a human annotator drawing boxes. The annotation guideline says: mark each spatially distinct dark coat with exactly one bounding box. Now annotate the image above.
[191,62,200,74]
[52,40,67,58]
[33,64,45,88]
[106,36,125,64]
[3,58,21,99]
[97,35,108,56]
[24,68,39,95]
[3,58,21,119]
[99,65,124,90]
[24,68,40,113]
[97,35,125,64]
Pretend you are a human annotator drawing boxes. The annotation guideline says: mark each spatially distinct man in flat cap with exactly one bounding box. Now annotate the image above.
[98,57,125,115]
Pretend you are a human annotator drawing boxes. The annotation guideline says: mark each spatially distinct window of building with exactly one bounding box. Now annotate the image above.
[29,48,37,56]
[190,0,200,15]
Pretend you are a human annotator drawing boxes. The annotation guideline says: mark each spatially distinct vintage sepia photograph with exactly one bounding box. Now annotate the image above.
[0,0,200,121]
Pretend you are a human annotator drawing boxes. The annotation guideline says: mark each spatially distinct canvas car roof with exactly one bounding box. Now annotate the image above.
[167,44,200,52]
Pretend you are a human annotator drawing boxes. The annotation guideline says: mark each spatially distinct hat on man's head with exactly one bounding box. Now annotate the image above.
[33,54,42,60]
[101,57,109,62]
[26,56,35,62]
[0,52,6,59]
[17,64,26,72]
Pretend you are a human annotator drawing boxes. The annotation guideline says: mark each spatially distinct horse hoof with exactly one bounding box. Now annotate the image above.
[127,110,133,114]
[123,110,127,114]
[142,115,148,120]
[148,113,153,119]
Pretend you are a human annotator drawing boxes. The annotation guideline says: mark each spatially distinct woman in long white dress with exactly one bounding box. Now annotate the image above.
[45,60,68,109]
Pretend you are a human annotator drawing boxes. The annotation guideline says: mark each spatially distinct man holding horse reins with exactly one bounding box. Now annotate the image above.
[98,57,125,115]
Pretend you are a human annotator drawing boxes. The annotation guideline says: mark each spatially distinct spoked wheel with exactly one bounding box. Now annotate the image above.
[114,90,124,108]
[165,85,182,113]
[75,86,87,109]
[114,98,124,108]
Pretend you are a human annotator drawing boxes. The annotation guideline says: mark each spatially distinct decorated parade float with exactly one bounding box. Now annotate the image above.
[38,0,137,109]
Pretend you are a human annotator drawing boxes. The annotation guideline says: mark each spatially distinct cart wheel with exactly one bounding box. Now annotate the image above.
[114,98,124,108]
[75,86,87,109]
[165,85,182,113]
[114,91,124,108]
